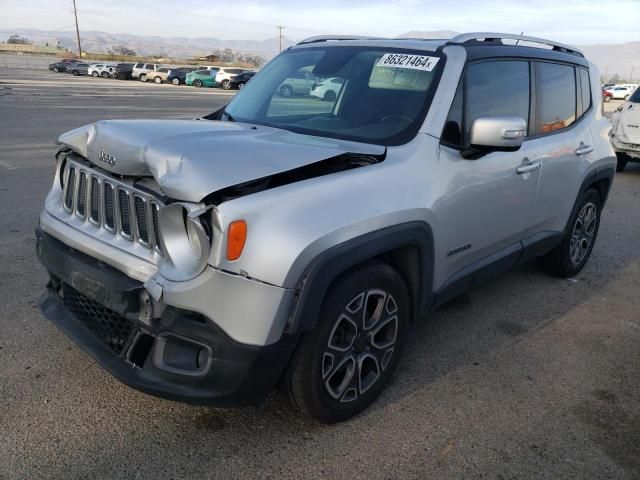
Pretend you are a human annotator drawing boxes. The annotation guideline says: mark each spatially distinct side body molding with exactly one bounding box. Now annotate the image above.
[287,222,435,335]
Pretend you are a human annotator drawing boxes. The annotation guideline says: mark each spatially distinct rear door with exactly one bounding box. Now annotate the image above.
[524,62,594,237]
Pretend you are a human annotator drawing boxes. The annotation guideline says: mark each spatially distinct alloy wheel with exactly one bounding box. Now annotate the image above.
[569,201,597,266]
[322,289,399,403]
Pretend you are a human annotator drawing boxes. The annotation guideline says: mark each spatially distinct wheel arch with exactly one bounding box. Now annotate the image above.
[286,222,435,335]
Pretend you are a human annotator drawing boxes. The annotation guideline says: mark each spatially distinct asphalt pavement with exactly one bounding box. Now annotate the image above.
[0,69,638,479]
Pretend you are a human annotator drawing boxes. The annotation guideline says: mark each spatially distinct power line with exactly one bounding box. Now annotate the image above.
[72,0,82,57]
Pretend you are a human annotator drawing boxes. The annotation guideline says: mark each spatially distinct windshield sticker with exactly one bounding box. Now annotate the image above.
[376,54,440,71]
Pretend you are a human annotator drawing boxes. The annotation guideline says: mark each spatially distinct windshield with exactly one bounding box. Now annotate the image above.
[223,46,443,145]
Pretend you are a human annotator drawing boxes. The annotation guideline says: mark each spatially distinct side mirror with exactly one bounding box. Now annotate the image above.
[464,116,527,158]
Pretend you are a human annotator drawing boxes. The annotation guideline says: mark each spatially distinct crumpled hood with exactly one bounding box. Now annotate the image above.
[58,119,384,202]
[611,102,640,144]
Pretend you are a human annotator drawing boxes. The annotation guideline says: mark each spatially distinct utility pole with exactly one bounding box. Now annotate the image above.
[630,66,634,83]
[277,26,285,52]
[72,0,82,58]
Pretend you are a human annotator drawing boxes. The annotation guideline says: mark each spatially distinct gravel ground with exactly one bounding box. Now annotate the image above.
[0,69,638,479]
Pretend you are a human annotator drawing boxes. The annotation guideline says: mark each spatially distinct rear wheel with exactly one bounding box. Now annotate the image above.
[139,73,147,82]
[624,94,630,101]
[193,79,203,88]
[221,79,231,90]
[284,261,410,423]
[72,70,79,76]
[53,67,59,73]
[91,71,99,77]
[616,152,629,172]
[101,72,109,78]
[540,189,601,277]
[603,95,611,103]
[154,76,162,84]
[172,78,180,85]
[116,72,126,80]
[238,82,245,89]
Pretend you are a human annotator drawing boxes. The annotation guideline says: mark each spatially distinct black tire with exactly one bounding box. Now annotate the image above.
[154,76,162,84]
[624,94,630,101]
[238,82,245,89]
[279,84,293,97]
[53,67,59,73]
[91,71,99,77]
[139,73,147,82]
[221,79,231,90]
[284,261,410,423]
[193,79,203,88]
[540,189,601,278]
[172,78,180,85]
[323,90,337,102]
[616,152,629,172]
[72,70,79,76]
[116,72,126,80]
[101,72,109,78]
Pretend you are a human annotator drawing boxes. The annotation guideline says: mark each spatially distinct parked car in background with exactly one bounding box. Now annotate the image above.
[229,71,255,89]
[215,67,250,90]
[88,64,116,78]
[167,68,195,85]
[310,77,345,101]
[148,67,172,84]
[113,63,134,80]
[277,70,317,97]
[65,63,91,76]
[48,61,70,73]
[132,63,165,82]
[607,85,634,100]
[610,87,640,171]
[602,89,613,102]
[186,69,219,87]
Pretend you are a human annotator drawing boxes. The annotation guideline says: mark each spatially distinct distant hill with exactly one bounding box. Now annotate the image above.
[5,28,638,79]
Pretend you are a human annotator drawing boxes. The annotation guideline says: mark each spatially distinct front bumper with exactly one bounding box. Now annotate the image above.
[36,229,299,406]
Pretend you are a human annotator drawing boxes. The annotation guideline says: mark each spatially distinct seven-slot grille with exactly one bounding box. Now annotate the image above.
[62,158,163,252]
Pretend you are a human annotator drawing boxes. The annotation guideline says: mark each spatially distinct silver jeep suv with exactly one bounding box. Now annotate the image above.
[36,33,615,423]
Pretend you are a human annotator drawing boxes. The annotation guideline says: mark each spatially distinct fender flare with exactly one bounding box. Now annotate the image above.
[287,221,435,335]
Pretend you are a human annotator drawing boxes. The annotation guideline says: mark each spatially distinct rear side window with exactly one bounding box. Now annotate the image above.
[630,87,640,103]
[578,68,591,116]
[534,62,576,134]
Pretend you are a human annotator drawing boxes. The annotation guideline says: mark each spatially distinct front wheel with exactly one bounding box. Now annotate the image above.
[172,78,180,85]
[154,76,162,84]
[624,94,630,101]
[279,84,293,97]
[101,72,109,78]
[221,79,231,90]
[193,79,203,88]
[91,71,99,77]
[284,262,410,423]
[139,74,147,82]
[72,70,79,76]
[237,82,245,89]
[540,189,601,277]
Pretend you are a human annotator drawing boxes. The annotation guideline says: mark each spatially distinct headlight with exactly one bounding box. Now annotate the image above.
[157,203,211,281]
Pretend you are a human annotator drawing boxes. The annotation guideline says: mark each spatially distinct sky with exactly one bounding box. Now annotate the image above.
[1,0,638,45]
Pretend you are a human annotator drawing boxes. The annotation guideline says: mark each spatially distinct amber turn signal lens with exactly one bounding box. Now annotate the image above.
[226,220,247,261]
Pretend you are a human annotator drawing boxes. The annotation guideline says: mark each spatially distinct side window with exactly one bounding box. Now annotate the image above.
[465,61,530,140]
[534,62,576,134]
[578,68,591,117]
[441,60,529,147]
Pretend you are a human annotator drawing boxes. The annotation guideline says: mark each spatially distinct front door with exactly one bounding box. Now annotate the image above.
[435,59,539,289]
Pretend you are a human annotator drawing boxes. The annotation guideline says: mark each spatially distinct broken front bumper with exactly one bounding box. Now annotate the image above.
[35,229,299,406]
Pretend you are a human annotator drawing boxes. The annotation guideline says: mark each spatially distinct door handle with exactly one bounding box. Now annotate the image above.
[516,161,541,174]
[575,144,594,156]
